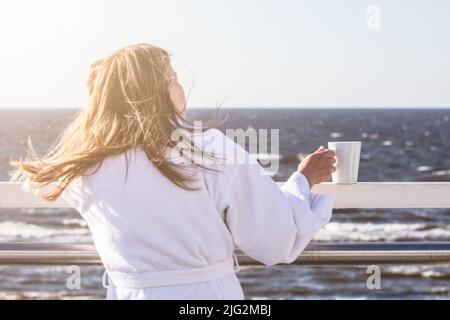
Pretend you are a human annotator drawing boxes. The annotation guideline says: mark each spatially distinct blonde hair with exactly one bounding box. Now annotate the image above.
[9,43,221,201]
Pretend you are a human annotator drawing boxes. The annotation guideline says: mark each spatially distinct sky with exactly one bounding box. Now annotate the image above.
[0,0,449,109]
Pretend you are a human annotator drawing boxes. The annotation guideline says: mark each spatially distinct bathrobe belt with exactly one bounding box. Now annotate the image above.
[103,253,241,289]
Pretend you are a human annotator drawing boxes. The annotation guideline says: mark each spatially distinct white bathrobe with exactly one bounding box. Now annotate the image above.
[60,128,335,300]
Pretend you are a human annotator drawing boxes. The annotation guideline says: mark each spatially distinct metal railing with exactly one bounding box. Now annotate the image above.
[1,181,450,266]
[0,242,449,266]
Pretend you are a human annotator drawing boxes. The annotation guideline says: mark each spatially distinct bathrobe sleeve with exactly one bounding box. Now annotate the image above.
[220,151,335,267]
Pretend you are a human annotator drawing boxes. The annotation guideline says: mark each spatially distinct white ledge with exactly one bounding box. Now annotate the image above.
[1,181,450,208]
[309,181,450,209]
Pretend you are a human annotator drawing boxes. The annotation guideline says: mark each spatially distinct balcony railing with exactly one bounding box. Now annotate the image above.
[2,181,450,209]
[1,181,450,266]
[1,242,449,266]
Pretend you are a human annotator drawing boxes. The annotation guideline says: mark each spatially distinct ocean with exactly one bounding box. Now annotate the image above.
[1,108,450,299]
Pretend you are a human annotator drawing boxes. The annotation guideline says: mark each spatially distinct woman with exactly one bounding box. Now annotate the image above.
[9,43,336,300]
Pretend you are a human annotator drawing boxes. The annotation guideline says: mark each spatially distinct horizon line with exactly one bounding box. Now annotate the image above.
[1,105,450,110]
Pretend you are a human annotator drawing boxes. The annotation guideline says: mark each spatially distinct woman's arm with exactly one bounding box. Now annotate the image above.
[220,144,335,267]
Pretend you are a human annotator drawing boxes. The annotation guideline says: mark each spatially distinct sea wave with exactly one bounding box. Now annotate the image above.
[315,222,450,242]
[383,266,450,280]
[0,221,90,241]
[2,219,449,243]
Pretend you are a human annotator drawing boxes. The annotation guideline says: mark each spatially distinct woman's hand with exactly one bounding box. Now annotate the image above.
[297,146,336,189]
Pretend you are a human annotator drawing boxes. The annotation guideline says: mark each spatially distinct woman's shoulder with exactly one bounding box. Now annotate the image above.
[64,148,137,188]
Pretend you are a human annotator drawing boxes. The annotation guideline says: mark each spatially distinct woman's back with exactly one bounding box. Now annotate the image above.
[62,129,241,290]
[61,128,334,299]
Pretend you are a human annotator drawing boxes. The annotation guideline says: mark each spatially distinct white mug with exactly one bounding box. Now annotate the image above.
[327,141,361,184]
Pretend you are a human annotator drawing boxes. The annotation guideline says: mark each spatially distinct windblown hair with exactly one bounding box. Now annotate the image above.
[9,43,222,201]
